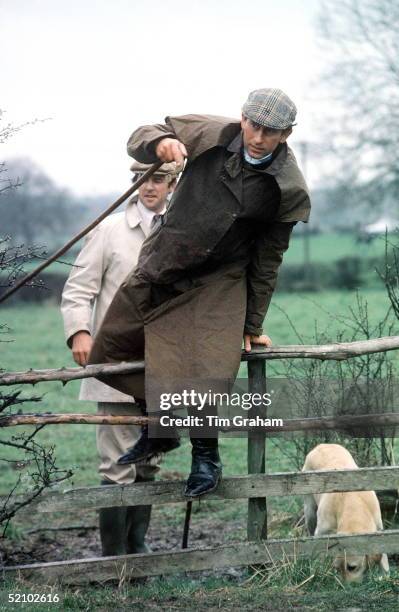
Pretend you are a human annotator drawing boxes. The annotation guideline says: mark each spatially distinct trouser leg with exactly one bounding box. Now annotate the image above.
[97,402,141,484]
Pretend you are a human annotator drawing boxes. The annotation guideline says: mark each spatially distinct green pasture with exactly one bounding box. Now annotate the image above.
[19,231,391,273]
[285,230,389,265]
[1,287,399,608]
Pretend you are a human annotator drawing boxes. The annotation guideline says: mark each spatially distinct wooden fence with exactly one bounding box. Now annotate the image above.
[1,336,399,584]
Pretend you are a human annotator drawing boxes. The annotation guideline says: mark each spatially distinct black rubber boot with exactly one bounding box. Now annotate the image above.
[184,438,222,498]
[117,424,180,465]
[125,474,154,554]
[99,480,127,556]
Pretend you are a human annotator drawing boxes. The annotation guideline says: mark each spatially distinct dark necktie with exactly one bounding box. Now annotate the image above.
[150,214,163,231]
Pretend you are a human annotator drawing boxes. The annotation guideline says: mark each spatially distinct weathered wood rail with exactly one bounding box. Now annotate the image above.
[23,466,399,513]
[1,411,399,430]
[1,336,399,583]
[1,335,399,386]
[4,531,399,585]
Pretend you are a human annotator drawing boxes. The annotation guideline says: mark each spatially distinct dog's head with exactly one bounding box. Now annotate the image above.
[333,554,367,583]
[333,553,389,583]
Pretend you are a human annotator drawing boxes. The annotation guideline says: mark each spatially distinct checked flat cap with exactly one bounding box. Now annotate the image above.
[130,160,182,177]
[242,88,297,130]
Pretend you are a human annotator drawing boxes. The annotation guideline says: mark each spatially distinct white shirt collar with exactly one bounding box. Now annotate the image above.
[137,199,166,228]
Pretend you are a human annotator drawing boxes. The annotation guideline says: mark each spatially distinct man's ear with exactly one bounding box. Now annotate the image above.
[280,127,292,143]
[241,113,247,129]
[168,178,177,194]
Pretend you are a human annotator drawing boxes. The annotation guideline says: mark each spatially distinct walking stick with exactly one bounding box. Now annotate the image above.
[182,501,192,549]
[0,160,163,304]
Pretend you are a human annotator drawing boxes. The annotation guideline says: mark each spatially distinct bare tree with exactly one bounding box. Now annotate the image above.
[379,230,399,322]
[316,0,399,214]
[0,111,73,538]
[1,158,84,248]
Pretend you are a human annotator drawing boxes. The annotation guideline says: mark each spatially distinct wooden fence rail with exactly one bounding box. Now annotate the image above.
[1,335,399,386]
[4,531,399,585]
[26,466,399,513]
[2,411,399,431]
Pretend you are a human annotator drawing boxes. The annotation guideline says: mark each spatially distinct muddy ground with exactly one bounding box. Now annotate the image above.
[0,502,246,579]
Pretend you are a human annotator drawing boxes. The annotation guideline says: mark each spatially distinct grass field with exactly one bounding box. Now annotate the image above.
[2,568,399,611]
[1,287,398,608]
[19,231,391,273]
[284,231,389,265]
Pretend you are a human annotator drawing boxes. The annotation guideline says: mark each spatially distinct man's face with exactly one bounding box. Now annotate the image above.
[137,175,174,212]
[241,114,292,158]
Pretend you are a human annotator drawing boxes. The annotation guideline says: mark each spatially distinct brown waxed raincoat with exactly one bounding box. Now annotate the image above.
[88,115,311,409]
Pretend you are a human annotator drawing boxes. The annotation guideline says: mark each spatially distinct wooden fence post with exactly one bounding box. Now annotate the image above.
[247,358,267,541]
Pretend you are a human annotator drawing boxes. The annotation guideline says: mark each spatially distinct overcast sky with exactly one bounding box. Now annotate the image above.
[1,0,323,195]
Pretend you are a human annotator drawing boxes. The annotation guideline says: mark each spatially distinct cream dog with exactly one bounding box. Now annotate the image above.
[302,443,389,582]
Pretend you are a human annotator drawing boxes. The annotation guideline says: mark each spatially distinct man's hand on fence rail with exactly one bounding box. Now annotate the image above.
[243,333,272,352]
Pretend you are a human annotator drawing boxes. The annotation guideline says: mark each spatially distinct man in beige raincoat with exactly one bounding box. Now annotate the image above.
[61,161,178,555]
[89,88,311,498]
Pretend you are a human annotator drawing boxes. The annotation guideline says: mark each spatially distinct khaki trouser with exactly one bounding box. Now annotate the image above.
[96,402,161,485]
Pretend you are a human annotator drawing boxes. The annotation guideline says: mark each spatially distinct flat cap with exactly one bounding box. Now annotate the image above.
[242,88,297,130]
[130,160,182,177]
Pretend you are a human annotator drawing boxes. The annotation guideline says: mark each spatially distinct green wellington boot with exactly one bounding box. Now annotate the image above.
[99,480,127,556]
[125,474,153,554]
[125,504,152,554]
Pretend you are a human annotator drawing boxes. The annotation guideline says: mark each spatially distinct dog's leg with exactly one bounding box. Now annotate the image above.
[380,553,390,574]
[375,509,389,573]
[304,494,318,535]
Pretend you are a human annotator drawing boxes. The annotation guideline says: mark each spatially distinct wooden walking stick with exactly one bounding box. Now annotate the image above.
[0,160,163,304]
[182,501,193,549]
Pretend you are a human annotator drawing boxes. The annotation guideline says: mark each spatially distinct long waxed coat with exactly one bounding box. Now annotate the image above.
[88,115,311,410]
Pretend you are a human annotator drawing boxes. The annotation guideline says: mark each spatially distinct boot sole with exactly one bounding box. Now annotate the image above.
[183,473,222,499]
[118,441,181,465]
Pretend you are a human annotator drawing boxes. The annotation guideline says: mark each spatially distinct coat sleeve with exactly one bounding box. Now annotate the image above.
[61,225,107,347]
[127,115,241,163]
[127,122,177,163]
[244,221,296,336]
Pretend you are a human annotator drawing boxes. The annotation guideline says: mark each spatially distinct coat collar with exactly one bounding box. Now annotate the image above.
[125,195,149,234]
[226,132,288,177]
